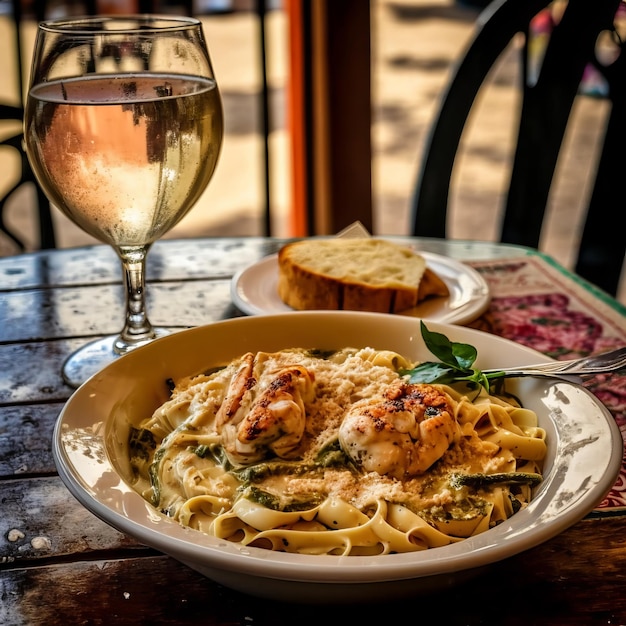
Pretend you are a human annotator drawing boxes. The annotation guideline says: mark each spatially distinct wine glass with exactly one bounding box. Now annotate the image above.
[24,15,223,387]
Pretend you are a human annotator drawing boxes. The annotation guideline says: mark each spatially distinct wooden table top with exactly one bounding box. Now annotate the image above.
[1,236,625,626]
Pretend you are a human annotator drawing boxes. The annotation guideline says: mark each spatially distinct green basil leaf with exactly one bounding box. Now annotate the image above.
[402,362,457,384]
[450,342,477,370]
[419,321,459,367]
[420,320,478,370]
[399,322,507,392]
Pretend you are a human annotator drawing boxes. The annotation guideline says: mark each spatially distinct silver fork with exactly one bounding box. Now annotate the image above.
[482,346,626,378]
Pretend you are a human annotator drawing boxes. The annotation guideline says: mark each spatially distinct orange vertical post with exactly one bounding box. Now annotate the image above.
[284,0,373,237]
[285,0,309,237]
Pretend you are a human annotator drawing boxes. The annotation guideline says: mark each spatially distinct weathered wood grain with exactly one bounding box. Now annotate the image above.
[0,404,63,477]
[0,237,280,290]
[0,280,236,343]
[0,477,142,564]
[1,517,625,625]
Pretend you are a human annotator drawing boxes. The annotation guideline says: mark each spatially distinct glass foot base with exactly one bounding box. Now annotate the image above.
[62,328,171,389]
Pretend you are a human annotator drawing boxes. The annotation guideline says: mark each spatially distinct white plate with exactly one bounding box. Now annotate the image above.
[53,312,622,603]
[231,252,490,324]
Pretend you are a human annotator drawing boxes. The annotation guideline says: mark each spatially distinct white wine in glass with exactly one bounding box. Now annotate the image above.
[24,15,223,387]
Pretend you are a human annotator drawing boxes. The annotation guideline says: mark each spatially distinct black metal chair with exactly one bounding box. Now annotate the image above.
[0,0,66,251]
[410,0,625,296]
[1,0,196,252]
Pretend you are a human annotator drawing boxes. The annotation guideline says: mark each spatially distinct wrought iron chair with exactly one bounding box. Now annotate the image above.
[410,0,625,296]
[0,0,65,251]
[1,0,195,252]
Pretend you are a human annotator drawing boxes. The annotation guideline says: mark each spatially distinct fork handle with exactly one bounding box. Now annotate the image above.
[482,347,626,377]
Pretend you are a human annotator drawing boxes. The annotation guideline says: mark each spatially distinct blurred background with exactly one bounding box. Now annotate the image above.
[1,0,624,303]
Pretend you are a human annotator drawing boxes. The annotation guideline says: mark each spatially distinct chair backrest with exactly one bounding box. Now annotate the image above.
[410,0,625,297]
[1,0,192,253]
[0,0,101,252]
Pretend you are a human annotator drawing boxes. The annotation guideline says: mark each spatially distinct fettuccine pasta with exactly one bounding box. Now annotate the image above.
[129,347,546,556]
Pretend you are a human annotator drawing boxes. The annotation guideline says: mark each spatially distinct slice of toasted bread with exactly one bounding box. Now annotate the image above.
[277,238,448,313]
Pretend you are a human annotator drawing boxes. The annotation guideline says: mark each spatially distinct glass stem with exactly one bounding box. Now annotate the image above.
[115,245,156,355]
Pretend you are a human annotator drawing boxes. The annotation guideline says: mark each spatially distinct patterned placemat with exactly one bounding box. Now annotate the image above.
[466,254,626,513]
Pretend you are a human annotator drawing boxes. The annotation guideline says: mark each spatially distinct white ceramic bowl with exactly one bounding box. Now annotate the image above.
[53,312,622,603]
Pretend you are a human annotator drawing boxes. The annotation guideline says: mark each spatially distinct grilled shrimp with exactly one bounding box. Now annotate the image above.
[338,380,460,479]
[215,352,256,431]
[216,353,315,465]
